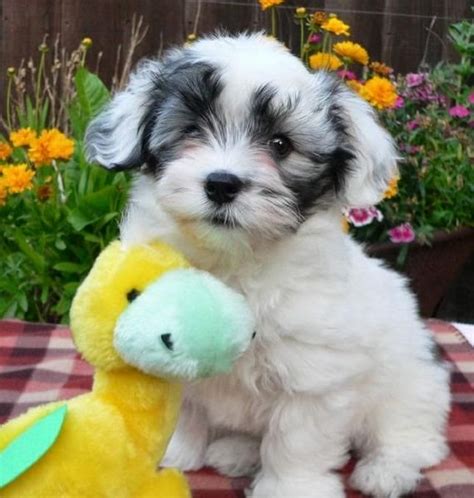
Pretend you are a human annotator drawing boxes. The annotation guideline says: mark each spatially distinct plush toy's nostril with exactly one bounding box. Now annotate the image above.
[252,331,257,339]
[160,333,174,351]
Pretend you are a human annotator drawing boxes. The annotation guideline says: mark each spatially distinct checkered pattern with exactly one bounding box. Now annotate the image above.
[0,319,473,497]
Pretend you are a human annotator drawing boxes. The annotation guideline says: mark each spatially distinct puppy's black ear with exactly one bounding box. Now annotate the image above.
[339,86,399,207]
[85,60,161,171]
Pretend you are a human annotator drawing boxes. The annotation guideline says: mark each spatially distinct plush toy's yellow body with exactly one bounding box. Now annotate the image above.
[0,242,191,498]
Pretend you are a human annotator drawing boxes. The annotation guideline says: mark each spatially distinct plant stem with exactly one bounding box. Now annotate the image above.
[6,76,13,131]
[35,49,46,130]
[52,160,66,203]
[271,7,277,38]
[299,19,305,60]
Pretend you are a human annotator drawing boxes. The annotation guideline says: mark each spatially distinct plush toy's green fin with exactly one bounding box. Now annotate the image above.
[0,404,67,488]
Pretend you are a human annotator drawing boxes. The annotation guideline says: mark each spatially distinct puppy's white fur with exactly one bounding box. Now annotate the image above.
[88,34,450,498]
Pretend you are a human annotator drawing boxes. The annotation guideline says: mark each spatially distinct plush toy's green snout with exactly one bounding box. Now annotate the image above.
[114,269,255,380]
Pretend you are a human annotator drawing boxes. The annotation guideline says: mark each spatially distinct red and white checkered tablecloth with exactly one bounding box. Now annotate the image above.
[0,319,473,497]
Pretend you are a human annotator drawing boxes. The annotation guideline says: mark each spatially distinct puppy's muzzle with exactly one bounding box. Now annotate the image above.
[205,171,243,205]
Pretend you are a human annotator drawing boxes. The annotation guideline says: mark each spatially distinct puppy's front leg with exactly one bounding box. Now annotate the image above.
[250,392,353,498]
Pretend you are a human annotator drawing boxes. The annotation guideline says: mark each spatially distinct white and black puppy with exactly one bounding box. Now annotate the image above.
[86,34,450,498]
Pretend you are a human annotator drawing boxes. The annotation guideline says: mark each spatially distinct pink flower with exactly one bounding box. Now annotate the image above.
[344,207,383,227]
[337,69,357,80]
[468,93,474,105]
[405,73,425,88]
[406,119,419,131]
[408,145,421,154]
[308,33,322,44]
[448,105,470,118]
[388,223,416,244]
[394,96,405,109]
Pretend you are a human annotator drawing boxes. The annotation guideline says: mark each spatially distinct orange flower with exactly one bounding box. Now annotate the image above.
[28,129,74,166]
[341,216,350,233]
[0,178,7,205]
[346,80,363,93]
[359,76,398,110]
[321,16,350,36]
[309,52,343,71]
[333,41,369,65]
[259,0,284,10]
[0,142,13,160]
[312,11,328,25]
[369,61,393,76]
[10,128,37,147]
[384,176,399,199]
[2,164,35,193]
[37,184,54,201]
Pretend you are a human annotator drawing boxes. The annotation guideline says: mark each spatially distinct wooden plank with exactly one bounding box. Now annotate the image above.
[59,0,185,87]
[382,0,447,73]
[184,0,259,39]
[0,0,61,100]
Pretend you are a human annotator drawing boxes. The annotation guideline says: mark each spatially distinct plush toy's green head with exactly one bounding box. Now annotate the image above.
[114,269,255,380]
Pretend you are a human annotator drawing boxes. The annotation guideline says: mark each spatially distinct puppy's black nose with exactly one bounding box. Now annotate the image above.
[205,171,243,205]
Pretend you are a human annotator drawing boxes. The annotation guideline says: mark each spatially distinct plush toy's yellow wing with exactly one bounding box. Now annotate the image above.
[0,404,67,488]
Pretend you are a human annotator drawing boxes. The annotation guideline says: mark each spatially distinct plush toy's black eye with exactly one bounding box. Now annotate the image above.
[161,333,174,351]
[126,289,140,302]
[269,135,293,158]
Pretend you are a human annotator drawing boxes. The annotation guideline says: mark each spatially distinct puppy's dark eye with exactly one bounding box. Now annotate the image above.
[126,289,140,302]
[269,135,293,158]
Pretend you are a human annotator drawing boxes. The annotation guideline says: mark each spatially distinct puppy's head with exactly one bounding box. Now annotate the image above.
[86,33,397,245]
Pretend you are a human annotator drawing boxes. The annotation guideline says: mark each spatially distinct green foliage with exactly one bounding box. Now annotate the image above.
[0,68,130,323]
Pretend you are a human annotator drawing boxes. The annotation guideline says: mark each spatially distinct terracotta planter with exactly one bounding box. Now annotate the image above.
[368,227,474,317]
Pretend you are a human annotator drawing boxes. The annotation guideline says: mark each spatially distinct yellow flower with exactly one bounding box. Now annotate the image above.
[333,41,369,65]
[359,76,398,110]
[2,164,35,194]
[369,61,393,76]
[321,16,350,36]
[309,52,343,71]
[295,7,307,17]
[0,142,13,160]
[28,129,75,166]
[384,176,399,199]
[81,37,93,48]
[10,128,37,148]
[259,0,284,10]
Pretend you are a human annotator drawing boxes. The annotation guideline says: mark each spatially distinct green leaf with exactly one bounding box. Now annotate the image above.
[12,230,45,272]
[0,405,67,488]
[53,262,88,274]
[68,67,110,138]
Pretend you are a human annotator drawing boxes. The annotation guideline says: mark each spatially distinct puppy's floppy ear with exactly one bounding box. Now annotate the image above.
[340,89,399,207]
[85,60,161,170]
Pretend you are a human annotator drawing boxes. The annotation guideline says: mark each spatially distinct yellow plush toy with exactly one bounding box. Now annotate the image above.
[0,240,254,498]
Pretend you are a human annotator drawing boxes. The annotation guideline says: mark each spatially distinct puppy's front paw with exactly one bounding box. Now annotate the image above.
[249,472,345,498]
[205,435,260,477]
[350,456,421,498]
[161,429,207,471]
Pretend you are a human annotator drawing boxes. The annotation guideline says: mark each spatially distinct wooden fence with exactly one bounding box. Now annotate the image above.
[0,0,471,97]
